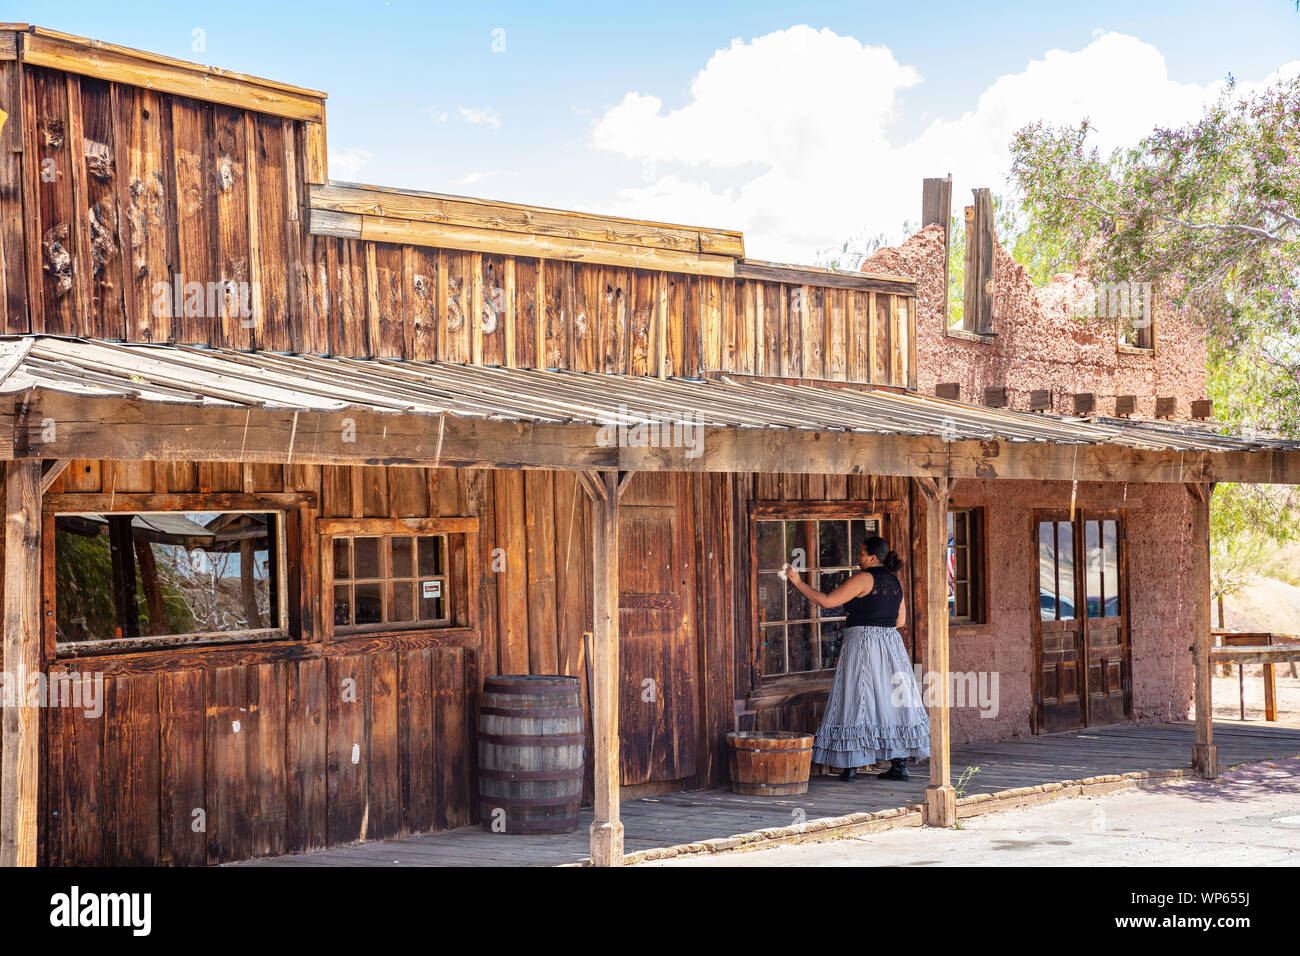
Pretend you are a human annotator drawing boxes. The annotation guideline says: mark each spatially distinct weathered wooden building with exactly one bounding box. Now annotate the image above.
[0,27,1297,867]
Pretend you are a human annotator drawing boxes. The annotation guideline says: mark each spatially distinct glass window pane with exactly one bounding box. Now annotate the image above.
[756,521,784,571]
[1085,520,1103,618]
[761,625,786,675]
[333,538,351,579]
[820,618,844,670]
[419,586,445,622]
[819,569,850,611]
[418,535,443,576]
[332,585,352,627]
[818,520,849,569]
[1038,521,1056,621]
[757,572,785,624]
[355,581,383,625]
[786,575,811,621]
[1056,521,1075,620]
[54,511,280,644]
[788,621,816,674]
[850,519,879,565]
[785,520,813,572]
[391,536,414,578]
[1103,520,1120,616]
[390,581,414,622]
[354,537,381,579]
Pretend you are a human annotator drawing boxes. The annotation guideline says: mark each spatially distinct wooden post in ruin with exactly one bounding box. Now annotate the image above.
[1190,482,1218,778]
[2,460,42,866]
[919,477,956,826]
[963,188,994,335]
[921,175,952,325]
[581,469,624,865]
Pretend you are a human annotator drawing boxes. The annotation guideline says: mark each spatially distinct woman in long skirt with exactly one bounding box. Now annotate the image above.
[787,536,929,781]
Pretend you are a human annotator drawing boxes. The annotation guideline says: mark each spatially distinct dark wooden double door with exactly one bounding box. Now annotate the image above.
[1033,510,1132,733]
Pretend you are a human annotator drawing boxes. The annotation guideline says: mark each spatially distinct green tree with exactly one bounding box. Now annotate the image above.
[1008,75,1300,438]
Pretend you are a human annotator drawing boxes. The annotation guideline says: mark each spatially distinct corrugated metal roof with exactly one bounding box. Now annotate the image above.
[0,335,1293,456]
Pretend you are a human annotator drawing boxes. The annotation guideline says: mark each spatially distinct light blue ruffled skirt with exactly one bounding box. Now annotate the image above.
[812,625,930,768]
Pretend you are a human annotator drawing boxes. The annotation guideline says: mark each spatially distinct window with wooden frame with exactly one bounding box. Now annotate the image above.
[320,517,478,638]
[1116,287,1156,352]
[45,493,309,657]
[752,508,882,677]
[947,506,986,625]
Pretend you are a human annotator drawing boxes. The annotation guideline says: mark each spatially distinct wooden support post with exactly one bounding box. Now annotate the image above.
[2,460,42,867]
[1264,661,1277,722]
[1189,482,1217,778]
[919,477,955,827]
[583,469,623,865]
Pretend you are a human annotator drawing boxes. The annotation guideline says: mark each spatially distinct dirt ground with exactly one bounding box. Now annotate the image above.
[1209,671,1300,728]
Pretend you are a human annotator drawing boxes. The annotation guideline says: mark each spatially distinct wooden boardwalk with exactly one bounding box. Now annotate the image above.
[239,721,1300,867]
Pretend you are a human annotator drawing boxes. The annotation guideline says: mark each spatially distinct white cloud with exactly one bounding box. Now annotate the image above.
[589,26,1300,264]
[329,147,375,181]
[459,106,501,130]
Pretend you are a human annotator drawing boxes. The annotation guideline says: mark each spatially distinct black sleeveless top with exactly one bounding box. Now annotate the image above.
[843,568,903,628]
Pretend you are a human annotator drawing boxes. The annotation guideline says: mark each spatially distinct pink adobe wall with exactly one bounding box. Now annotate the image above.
[861,225,1209,418]
[921,478,1196,745]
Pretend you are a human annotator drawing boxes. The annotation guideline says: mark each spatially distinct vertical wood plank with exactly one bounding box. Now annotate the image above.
[158,669,207,865]
[494,469,529,674]
[1,461,40,866]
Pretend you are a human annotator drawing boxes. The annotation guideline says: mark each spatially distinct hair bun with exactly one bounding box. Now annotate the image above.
[884,550,902,572]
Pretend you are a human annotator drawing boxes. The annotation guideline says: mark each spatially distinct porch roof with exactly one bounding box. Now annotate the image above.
[1,335,1296,484]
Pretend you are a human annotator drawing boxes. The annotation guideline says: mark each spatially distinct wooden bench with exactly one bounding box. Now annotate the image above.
[1210,633,1300,722]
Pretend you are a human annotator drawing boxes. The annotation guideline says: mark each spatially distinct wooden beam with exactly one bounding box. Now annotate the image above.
[311,182,743,257]
[577,470,608,503]
[733,259,914,295]
[1191,481,1217,778]
[922,476,955,826]
[616,470,635,499]
[19,28,325,121]
[39,458,69,493]
[13,392,1300,486]
[588,469,623,865]
[343,214,737,279]
[1,459,40,866]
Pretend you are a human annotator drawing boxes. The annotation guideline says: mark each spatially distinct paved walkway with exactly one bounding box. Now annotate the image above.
[237,720,1300,866]
[648,756,1300,866]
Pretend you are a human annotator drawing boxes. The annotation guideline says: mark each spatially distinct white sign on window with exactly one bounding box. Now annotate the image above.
[422,580,442,599]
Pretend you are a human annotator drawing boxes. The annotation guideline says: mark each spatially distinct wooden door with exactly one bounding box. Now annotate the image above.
[1032,511,1132,732]
[1080,512,1131,725]
[1033,513,1084,732]
[617,473,698,787]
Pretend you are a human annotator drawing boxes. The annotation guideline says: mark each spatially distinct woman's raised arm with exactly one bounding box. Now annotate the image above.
[787,565,872,609]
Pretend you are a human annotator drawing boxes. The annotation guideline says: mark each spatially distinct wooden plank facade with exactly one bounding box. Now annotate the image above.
[1,26,1296,868]
[1,45,915,387]
[13,458,922,865]
[0,26,922,865]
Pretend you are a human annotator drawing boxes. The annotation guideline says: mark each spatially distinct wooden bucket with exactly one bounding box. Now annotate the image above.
[726,731,814,796]
[478,675,585,834]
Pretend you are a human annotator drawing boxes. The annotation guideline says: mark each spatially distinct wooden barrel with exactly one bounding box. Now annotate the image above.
[726,731,814,796]
[478,675,585,834]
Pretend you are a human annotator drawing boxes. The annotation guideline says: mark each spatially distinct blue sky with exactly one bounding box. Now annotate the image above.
[12,1,1300,261]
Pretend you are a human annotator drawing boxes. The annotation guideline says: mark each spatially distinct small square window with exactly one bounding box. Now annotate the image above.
[947,507,986,625]
[328,530,452,635]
